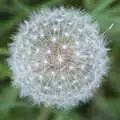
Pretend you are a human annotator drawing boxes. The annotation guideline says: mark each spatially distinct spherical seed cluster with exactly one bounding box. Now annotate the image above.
[8,7,109,108]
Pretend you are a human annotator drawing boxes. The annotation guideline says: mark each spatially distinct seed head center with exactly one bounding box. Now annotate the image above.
[43,42,75,72]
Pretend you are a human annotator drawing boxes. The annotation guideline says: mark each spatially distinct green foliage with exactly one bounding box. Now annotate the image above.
[0,0,120,120]
[0,86,18,120]
[92,0,114,14]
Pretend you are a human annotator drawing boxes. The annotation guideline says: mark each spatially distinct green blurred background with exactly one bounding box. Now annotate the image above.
[0,0,120,120]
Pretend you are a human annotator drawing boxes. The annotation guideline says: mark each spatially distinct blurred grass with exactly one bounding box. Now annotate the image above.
[0,0,120,120]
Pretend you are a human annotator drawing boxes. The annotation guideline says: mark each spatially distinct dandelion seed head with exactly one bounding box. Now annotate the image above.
[8,7,109,109]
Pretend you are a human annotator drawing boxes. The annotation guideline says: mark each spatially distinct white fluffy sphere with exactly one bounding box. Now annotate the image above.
[8,7,109,108]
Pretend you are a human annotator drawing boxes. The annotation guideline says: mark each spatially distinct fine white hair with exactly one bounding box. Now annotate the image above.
[8,7,109,109]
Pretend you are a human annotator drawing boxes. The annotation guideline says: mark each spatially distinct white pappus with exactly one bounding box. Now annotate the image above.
[8,7,109,109]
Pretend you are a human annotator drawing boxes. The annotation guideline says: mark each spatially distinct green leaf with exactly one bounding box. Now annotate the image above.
[0,13,27,37]
[30,0,63,10]
[83,0,96,10]
[0,86,19,119]
[0,58,12,80]
[37,107,52,120]
[104,5,120,16]
[0,5,18,13]
[12,0,30,13]
[92,0,114,14]
[0,47,8,55]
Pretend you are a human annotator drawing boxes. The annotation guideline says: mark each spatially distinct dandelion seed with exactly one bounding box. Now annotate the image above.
[47,49,51,54]
[61,75,65,80]
[51,37,57,42]
[62,45,67,49]
[44,60,48,64]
